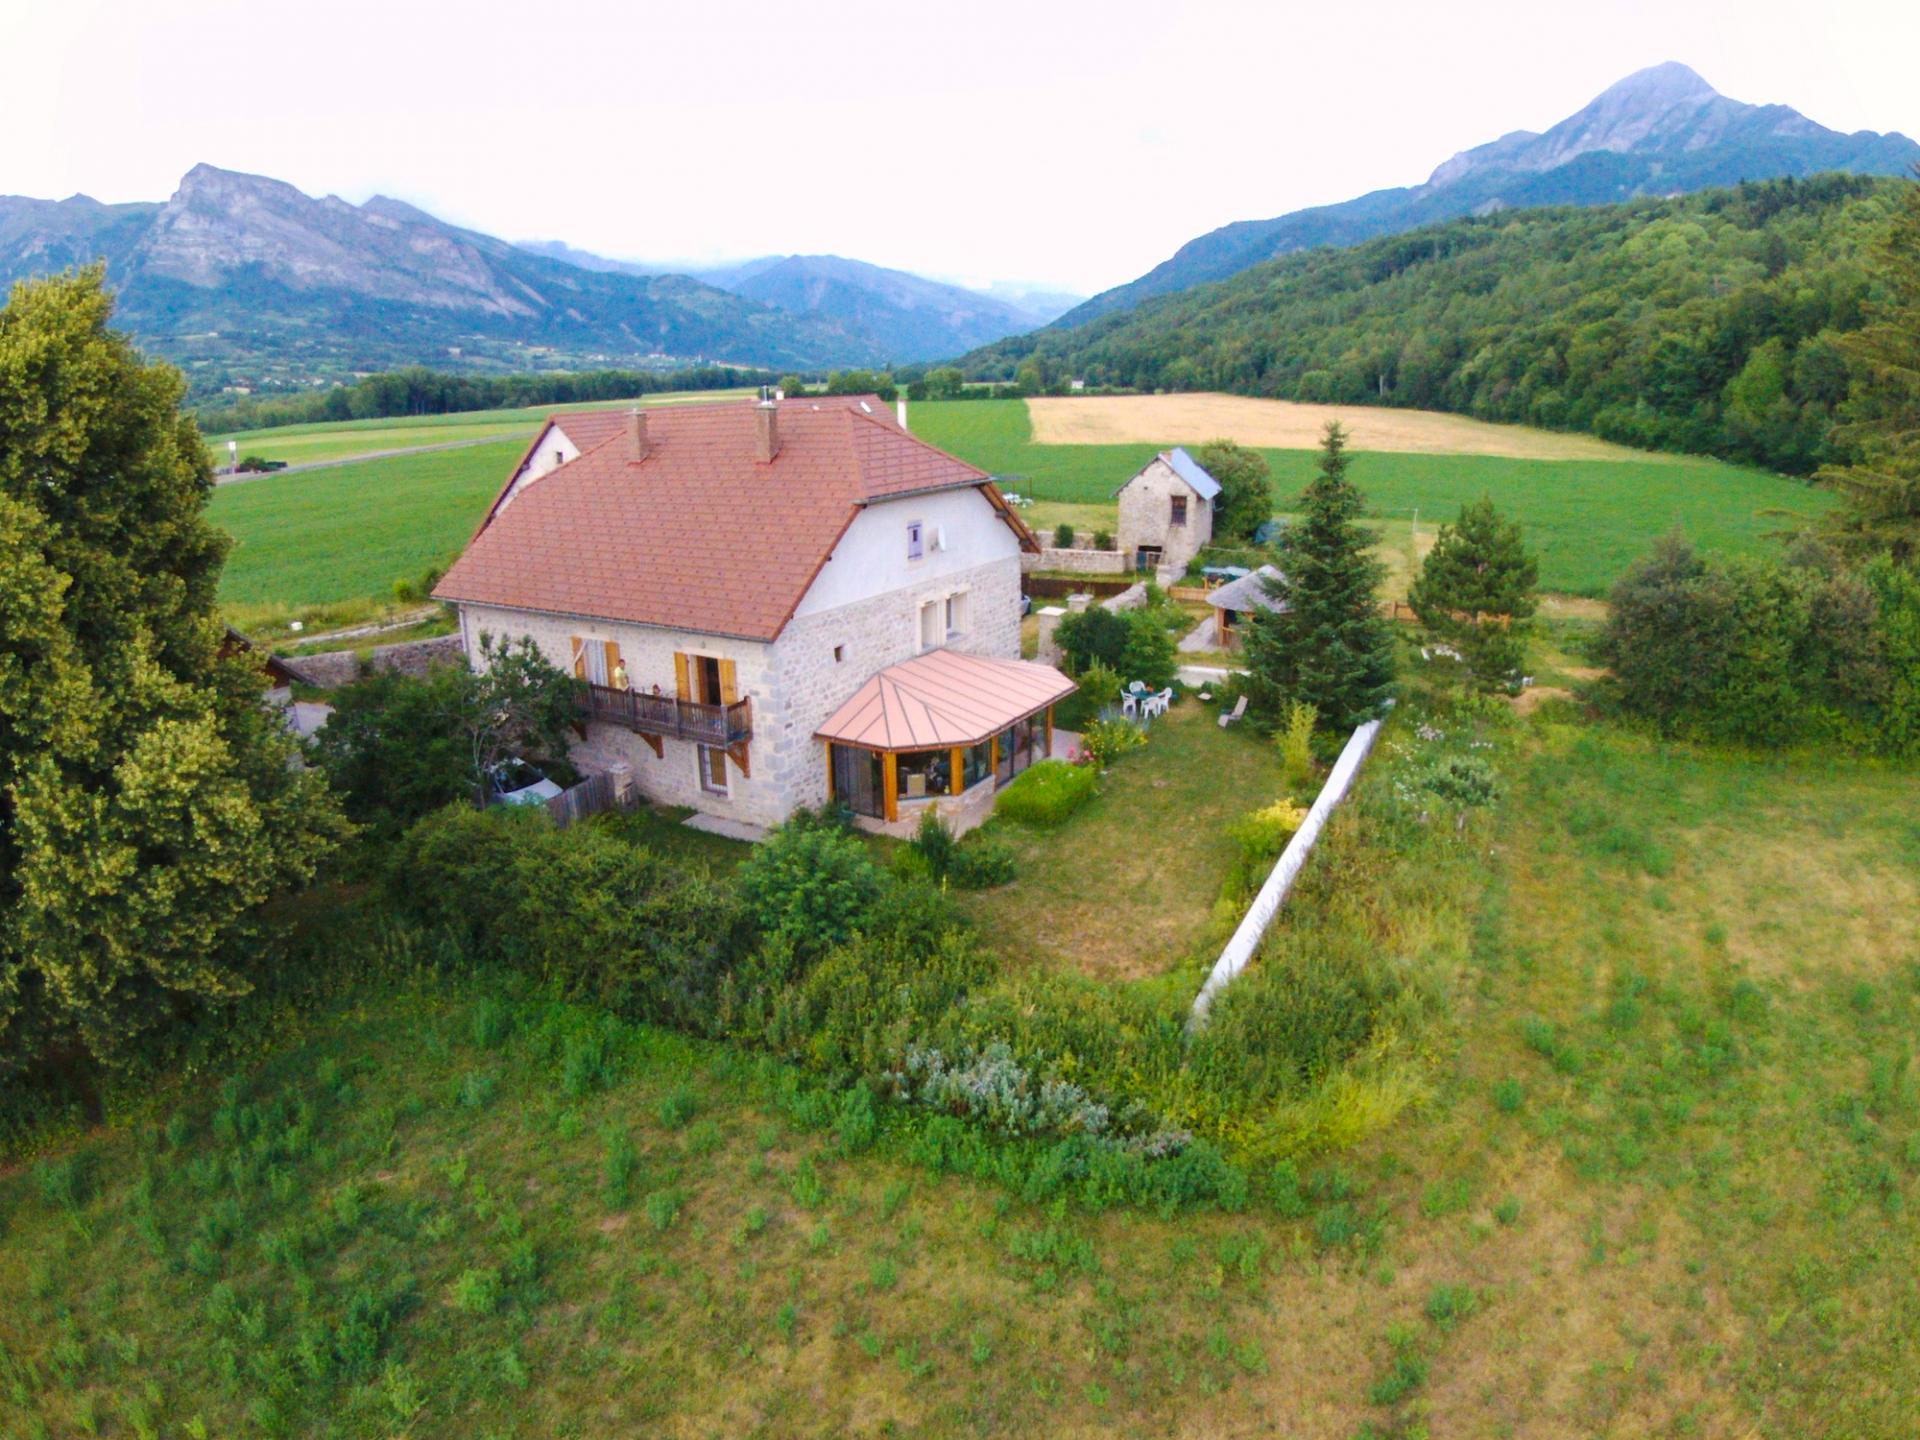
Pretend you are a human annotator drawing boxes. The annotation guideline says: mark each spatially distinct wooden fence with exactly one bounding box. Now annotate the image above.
[542,771,644,829]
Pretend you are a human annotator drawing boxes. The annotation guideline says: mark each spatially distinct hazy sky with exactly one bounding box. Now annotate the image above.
[5,0,1917,294]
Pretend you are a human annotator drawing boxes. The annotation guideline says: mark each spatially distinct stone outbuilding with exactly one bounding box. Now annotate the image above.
[1114,447,1219,576]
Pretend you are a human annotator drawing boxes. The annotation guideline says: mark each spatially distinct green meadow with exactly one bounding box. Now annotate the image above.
[210,439,525,629]
[908,400,1828,596]
[203,388,755,468]
[3,708,1915,1437]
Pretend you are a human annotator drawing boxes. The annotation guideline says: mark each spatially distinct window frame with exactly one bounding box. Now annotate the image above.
[906,520,925,560]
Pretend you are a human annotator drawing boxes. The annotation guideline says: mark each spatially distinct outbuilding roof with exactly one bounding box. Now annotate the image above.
[1112,446,1221,501]
[1163,446,1222,499]
[814,649,1076,751]
[434,396,1037,641]
[1205,565,1287,614]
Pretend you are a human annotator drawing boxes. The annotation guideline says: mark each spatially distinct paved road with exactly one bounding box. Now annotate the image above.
[215,433,525,485]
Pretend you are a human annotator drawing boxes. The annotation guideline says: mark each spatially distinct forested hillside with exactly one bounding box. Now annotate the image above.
[971,175,1908,475]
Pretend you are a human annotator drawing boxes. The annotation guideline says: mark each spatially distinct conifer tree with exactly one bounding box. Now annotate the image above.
[1243,422,1395,728]
[1408,497,1539,691]
[1814,175,1920,564]
[0,269,347,1079]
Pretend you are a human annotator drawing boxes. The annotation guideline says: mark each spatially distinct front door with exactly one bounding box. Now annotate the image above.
[1135,544,1162,573]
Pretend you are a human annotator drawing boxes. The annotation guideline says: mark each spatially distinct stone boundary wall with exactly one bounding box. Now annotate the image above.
[291,633,466,690]
[1020,547,1128,575]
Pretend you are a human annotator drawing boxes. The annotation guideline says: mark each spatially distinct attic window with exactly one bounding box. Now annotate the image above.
[833,644,845,664]
[553,448,564,466]
[907,521,924,560]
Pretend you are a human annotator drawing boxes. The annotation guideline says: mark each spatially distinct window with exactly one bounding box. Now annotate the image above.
[944,591,969,638]
[832,644,845,664]
[698,745,729,796]
[1170,495,1188,527]
[907,521,924,560]
[919,600,941,651]
[553,448,564,467]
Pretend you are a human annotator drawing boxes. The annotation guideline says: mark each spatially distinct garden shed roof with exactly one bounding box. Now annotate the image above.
[1205,565,1287,613]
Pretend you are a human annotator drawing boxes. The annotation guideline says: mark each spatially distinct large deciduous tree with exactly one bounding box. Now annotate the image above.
[1193,439,1274,543]
[0,269,348,1077]
[1812,175,1920,564]
[311,633,577,840]
[1243,423,1395,729]
[1408,497,1540,692]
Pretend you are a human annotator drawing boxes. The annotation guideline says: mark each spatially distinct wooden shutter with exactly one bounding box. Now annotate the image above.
[718,659,738,705]
[673,652,691,701]
[570,635,587,679]
[602,640,621,685]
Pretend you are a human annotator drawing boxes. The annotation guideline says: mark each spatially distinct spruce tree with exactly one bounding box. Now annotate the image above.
[1243,422,1395,729]
[0,270,348,1079]
[1814,176,1920,564]
[1407,497,1539,692]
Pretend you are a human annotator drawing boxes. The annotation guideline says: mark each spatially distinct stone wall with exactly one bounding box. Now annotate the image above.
[1020,546,1128,575]
[291,633,466,690]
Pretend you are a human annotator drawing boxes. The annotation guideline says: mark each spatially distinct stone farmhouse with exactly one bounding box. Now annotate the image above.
[1114,447,1219,576]
[433,394,1075,828]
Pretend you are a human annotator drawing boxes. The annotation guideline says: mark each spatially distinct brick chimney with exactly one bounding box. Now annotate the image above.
[754,390,780,463]
[627,407,649,461]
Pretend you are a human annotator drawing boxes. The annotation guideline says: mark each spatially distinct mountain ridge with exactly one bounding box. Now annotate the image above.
[1053,62,1920,328]
[0,166,882,393]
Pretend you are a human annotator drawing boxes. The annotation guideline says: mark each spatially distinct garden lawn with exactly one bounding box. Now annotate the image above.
[210,438,525,621]
[960,700,1280,981]
[909,400,1831,596]
[204,388,754,467]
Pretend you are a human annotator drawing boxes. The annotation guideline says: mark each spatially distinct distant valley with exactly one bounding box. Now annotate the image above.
[0,168,1080,396]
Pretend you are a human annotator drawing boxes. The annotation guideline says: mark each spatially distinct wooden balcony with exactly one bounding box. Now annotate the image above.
[575,682,752,747]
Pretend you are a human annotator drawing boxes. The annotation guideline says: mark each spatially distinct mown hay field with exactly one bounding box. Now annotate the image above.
[1028,392,1650,461]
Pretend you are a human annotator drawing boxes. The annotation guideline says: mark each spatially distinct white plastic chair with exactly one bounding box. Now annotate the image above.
[1120,692,1140,719]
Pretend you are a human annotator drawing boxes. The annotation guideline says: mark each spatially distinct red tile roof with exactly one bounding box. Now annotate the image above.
[814,649,1077,750]
[434,396,1036,641]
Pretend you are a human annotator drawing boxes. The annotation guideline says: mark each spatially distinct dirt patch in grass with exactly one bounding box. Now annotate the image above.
[1029,394,1655,462]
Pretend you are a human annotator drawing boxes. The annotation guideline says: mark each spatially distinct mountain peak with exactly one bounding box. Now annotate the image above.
[1598,61,1719,109]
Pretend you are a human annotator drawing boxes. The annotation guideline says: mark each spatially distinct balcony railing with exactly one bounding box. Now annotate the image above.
[575,682,752,747]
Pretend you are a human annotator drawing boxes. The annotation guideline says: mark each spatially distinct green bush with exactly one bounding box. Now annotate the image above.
[994,761,1096,827]
[1600,536,1906,750]
[1055,606,1130,674]
[950,832,1017,889]
[735,811,884,965]
[1053,522,1076,548]
[389,805,743,1027]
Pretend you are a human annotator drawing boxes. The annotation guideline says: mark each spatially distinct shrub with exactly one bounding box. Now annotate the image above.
[1191,941,1400,1103]
[1092,529,1113,551]
[1277,701,1318,789]
[735,812,884,965]
[1080,716,1147,770]
[910,811,960,880]
[1422,753,1498,808]
[1056,606,1130,674]
[949,832,1017,889]
[995,761,1096,827]
[1600,536,1901,749]
[1227,800,1309,868]
[391,806,744,1027]
[1074,661,1122,712]
[1053,522,1076,548]
[1117,607,1178,691]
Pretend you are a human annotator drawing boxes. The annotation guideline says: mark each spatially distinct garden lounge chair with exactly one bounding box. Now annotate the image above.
[1218,695,1248,728]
